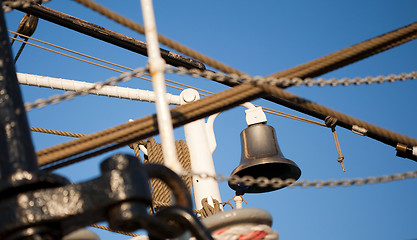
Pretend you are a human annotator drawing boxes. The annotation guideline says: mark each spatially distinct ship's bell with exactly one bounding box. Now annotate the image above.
[228,123,301,193]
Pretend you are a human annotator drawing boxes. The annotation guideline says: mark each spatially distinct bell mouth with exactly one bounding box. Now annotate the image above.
[228,158,301,193]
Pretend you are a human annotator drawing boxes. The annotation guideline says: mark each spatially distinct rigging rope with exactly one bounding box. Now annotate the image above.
[268,22,417,84]
[8,29,213,95]
[11,31,415,131]
[5,32,334,127]
[8,35,181,91]
[194,198,222,218]
[35,80,263,167]
[73,0,245,75]
[166,67,417,149]
[212,224,278,240]
[89,224,140,237]
[33,67,417,170]
[8,31,209,102]
[325,116,345,172]
[4,2,415,240]
[30,126,86,138]
[31,125,416,191]
[74,0,417,85]
[144,138,192,210]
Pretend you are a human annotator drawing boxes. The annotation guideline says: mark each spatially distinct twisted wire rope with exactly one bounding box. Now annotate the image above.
[74,0,417,85]
[166,67,417,148]
[30,126,86,138]
[144,138,192,209]
[73,0,245,75]
[89,224,140,237]
[268,22,417,82]
[8,35,187,97]
[9,0,416,197]
[36,82,263,166]
[9,30,212,95]
[11,30,415,130]
[34,66,417,169]
[146,138,172,207]
[4,1,415,239]
[32,124,417,190]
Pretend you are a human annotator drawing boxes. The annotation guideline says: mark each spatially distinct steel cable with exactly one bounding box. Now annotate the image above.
[267,22,417,85]
[36,83,263,166]
[73,0,245,75]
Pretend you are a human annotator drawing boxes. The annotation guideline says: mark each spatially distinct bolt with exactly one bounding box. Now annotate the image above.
[181,89,197,103]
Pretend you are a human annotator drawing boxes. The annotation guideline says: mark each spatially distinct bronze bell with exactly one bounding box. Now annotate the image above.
[228,123,301,193]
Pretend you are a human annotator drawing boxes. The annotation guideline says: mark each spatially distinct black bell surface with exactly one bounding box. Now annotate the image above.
[228,123,301,193]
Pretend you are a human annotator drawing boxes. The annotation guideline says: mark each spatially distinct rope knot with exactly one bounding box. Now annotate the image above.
[325,116,346,172]
[325,116,337,129]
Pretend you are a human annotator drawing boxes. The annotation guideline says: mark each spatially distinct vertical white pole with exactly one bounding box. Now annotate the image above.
[140,0,182,173]
[181,89,222,210]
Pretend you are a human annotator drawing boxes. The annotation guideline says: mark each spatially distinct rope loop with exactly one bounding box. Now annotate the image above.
[325,116,338,129]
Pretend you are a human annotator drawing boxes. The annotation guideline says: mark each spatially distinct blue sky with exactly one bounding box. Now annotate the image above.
[4,1,417,239]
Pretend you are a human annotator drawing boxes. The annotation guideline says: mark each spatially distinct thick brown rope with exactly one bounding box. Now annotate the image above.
[30,127,86,138]
[11,30,322,128]
[73,0,245,75]
[268,22,417,82]
[89,224,140,237]
[145,138,191,209]
[146,138,172,207]
[176,139,192,190]
[194,198,222,218]
[36,78,417,168]
[257,83,417,147]
[36,84,263,167]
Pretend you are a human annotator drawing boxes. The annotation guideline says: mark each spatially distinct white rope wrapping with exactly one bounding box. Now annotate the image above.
[17,73,181,105]
[211,224,279,240]
[128,224,279,240]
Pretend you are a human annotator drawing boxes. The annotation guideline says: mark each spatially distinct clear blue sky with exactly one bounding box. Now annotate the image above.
[4,1,417,239]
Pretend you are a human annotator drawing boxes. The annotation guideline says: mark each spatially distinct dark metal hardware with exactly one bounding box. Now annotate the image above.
[0,7,212,239]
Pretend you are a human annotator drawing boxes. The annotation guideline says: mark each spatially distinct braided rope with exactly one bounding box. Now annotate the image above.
[145,138,192,209]
[89,224,140,237]
[166,67,417,148]
[23,64,416,113]
[194,198,222,218]
[257,83,417,147]
[36,82,262,166]
[146,138,172,207]
[30,126,86,138]
[33,67,417,171]
[212,224,278,240]
[267,22,417,81]
[73,0,245,75]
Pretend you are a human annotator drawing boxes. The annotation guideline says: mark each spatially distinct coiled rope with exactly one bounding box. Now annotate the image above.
[144,138,191,210]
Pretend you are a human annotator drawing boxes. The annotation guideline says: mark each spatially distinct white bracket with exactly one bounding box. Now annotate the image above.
[245,106,267,126]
